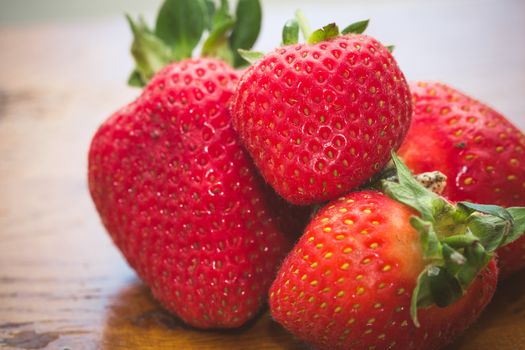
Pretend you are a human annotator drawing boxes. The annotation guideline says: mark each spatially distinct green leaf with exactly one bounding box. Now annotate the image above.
[459,202,514,223]
[466,212,510,252]
[390,152,427,192]
[282,19,299,46]
[307,23,340,44]
[460,202,516,250]
[307,28,325,44]
[237,49,264,64]
[410,265,463,327]
[441,243,467,276]
[212,0,232,25]
[203,0,216,30]
[322,23,339,39]
[410,268,433,328]
[201,0,235,64]
[505,207,525,245]
[441,234,478,249]
[428,266,463,307]
[341,19,369,34]
[295,9,312,40]
[458,204,525,248]
[454,242,491,289]
[202,19,236,63]
[386,45,395,53]
[382,152,449,221]
[126,14,172,86]
[155,0,208,60]
[128,69,146,87]
[229,0,262,67]
[410,216,442,262]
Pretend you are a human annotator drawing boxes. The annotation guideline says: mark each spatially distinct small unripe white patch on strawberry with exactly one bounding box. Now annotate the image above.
[414,171,448,194]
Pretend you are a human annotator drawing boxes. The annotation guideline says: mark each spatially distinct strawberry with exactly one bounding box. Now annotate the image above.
[89,60,291,329]
[231,17,412,205]
[398,81,525,278]
[88,0,308,329]
[269,154,525,350]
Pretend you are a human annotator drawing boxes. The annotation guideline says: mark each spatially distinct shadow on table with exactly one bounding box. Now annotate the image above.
[100,267,525,350]
[444,268,525,350]
[101,280,306,350]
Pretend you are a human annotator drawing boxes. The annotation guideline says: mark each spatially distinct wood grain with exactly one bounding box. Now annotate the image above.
[1,1,524,349]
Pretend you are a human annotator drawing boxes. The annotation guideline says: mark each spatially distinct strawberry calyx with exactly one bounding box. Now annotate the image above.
[382,152,525,327]
[237,11,380,64]
[307,23,340,44]
[127,0,262,87]
[294,10,368,45]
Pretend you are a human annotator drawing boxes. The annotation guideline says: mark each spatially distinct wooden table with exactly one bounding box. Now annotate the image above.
[1,1,524,349]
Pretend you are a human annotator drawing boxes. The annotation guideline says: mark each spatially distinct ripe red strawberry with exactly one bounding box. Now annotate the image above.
[231,19,412,205]
[269,154,525,350]
[88,0,310,329]
[398,81,525,278]
[89,58,299,329]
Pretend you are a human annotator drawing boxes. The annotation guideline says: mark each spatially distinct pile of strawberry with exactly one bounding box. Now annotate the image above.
[88,1,525,349]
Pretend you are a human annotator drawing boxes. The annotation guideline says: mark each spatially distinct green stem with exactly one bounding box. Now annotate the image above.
[295,9,311,39]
